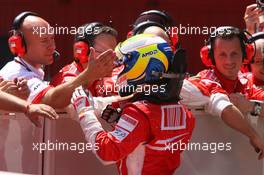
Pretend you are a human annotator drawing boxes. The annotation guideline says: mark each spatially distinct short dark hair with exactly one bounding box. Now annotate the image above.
[75,22,118,46]
[97,26,118,39]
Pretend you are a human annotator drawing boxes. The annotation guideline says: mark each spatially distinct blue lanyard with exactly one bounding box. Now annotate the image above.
[14,59,32,72]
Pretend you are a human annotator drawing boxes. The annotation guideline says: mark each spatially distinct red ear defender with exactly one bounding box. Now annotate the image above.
[8,33,25,57]
[200,45,213,67]
[243,43,255,64]
[73,41,89,64]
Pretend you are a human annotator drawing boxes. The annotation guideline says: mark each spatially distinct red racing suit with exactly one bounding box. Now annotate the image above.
[189,68,264,99]
[180,68,264,117]
[50,61,123,97]
[79,100,195,175]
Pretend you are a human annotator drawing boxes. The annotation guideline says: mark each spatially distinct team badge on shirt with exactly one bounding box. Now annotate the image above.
[109,114,138,141]
[161,105,186,130]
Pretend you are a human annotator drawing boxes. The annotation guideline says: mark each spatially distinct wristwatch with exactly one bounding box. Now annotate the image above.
[250,101,262,116]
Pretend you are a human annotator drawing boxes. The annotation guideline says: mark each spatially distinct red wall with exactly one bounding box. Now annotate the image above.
[0,0,254,76]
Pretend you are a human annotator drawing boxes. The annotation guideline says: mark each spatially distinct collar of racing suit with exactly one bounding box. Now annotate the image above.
[213,68,244,94]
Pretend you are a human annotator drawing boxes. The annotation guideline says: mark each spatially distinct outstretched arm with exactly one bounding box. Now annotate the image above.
[71,88,148,164]
[41,48,116,108]
[0,91,58,127]
[229,93,264,117]
[221,104,264,159]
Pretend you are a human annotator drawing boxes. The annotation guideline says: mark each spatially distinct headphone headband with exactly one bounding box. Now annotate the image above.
[13,11,39,30]
[132,21,166,35]
[133,10,173,28]
[207,26,247,44]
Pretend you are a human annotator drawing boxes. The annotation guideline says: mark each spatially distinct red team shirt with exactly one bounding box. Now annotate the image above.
[180,68,264,118]
[188,68,264,100]
[50,62,123,97]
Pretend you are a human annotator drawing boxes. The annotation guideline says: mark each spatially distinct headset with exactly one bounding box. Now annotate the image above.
[73,22,104,64]
[133,10,173,32]
[8,11,39,57]
[200,26,255,67]
[129,10,179,51]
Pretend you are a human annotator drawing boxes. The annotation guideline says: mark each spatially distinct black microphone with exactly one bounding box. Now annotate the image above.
[53,50,60,61]
[44,50,60,81]
[247,32,264,43]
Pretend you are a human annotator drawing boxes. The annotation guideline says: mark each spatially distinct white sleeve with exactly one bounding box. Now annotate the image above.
[27,77,49,103]
[180,79,210,109]
[206,93,233,117]
[79,110,116,165]
[71,87,104,147]
[79,110,104,152]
